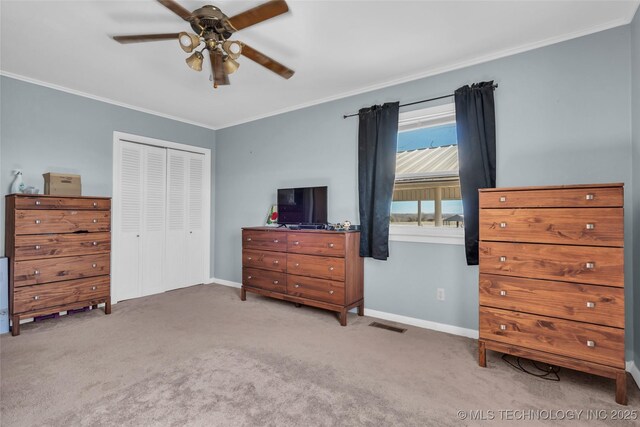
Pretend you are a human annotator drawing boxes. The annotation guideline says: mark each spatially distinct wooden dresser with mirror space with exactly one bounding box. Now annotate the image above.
[477,183,626,404]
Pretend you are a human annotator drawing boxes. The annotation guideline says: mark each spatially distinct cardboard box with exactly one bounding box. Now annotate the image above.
[43,173,81,196]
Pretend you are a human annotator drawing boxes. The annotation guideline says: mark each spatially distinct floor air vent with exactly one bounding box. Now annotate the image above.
[369,322,407,333]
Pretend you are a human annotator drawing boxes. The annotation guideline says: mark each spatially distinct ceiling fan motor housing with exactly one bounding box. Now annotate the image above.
[190,5,234,41]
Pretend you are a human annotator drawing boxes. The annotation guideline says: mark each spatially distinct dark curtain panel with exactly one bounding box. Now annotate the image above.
[358,102,400,260]
[454,81,496,265]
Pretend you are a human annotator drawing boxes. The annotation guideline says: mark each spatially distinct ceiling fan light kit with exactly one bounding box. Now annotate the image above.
[113,0,295,89]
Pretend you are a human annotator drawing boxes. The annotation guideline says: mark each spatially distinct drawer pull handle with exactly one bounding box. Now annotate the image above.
[499,196,506,202]
[499,290,507,296]
[92,219,98,223]
[33,295,39,300]
[295,284,300,288]
[499,256,507,262]
[585,262,595,269]
[586,301,595,308]
[34,270,40,275]
[35,245,41,250]
[246,237,252,241]
[35,200,41,205]
[329,290,334,295]
[295,263,300,267]
[92,263,97,268]
[585,194,595,200]
[91,286,97,291]
[499,222,507,228]
[328,243,334,248]
[92,241,98,246]
[586,340,596,347]
[93,202,98,207]
[329,267,334,271]
[273,260,279,265]
[35,219,41,224]
[247,257,252,261]
[585,223,595,230]
[247,275,252,279]
[273,280,279,285]
[273,239,279,243]
[293,241,300,246]
[499,324,507,331]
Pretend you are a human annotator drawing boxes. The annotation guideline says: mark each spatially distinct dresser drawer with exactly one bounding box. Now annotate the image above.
[242,230,287,252]
[287,253,345,281]
[15,197,110,211]
[479,242,623,287]
[286,274,345,304]
[242,267,286,293]
[13,232,111,261]
[480,208,623,247]
[13,276,110,314]
[480,186,623,209]
[287,233,345,257]
[480,307,624,368]
[243,249,286,272]
[15,210,111,235]
[479,274,624,328]
[14,253,110,287]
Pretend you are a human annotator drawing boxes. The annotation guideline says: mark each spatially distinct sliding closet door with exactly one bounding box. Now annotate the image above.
[114,141,144,301]
[186,152,206,285]
[141,145,167,296]
[165,150,188,289]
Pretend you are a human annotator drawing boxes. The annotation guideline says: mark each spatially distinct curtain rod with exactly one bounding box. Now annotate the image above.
[342,83,498,119]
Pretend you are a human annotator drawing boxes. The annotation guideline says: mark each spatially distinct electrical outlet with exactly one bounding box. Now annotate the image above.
[437,288,445,301]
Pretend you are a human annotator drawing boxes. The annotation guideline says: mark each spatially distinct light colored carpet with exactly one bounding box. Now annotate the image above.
[0,284,637,426]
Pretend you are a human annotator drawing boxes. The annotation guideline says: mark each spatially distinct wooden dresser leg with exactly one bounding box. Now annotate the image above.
[339,310,347,326]
[615,371,627,405]
[478,340,487,367]
[104,299,112,315]
[240,287,246,301]
[11,316,20,336]
[357,302,364,316]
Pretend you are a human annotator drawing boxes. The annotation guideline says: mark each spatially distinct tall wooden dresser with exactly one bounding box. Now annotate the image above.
[241,227,364,326]
[5,194,112,336]
[477,184,626,404]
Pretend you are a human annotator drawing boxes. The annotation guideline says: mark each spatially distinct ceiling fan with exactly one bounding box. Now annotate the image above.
[112,0,294,88]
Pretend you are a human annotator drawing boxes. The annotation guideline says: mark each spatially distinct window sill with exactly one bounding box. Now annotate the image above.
[389,225,465,245]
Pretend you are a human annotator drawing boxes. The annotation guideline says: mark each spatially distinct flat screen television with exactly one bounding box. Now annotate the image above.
[277,186,328,225]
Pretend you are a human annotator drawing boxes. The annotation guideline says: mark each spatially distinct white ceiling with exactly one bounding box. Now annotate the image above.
[1,1,638,130]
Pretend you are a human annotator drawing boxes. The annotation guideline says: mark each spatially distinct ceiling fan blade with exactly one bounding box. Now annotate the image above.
[210,50,230,87]
[227,0,289,32]
[112,33,180,44]
[157,0,192,21]
[241,43,294,79]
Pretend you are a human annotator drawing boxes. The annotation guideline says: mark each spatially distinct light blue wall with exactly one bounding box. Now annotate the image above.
[215,27,635,358]
[631,7,640,368]
[0,76,217,272]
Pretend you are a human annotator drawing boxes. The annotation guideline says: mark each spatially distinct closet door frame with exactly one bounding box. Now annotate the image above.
[112,131,212,304]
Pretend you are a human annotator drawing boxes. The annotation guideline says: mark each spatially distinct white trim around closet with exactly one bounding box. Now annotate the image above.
[112,131,213,303]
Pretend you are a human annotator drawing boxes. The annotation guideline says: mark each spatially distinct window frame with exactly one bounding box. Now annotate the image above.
[389,102,464,245]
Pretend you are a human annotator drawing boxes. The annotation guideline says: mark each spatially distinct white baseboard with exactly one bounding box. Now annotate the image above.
[209,277,242,288]
[626,361,640,388]
[364,308,479,339]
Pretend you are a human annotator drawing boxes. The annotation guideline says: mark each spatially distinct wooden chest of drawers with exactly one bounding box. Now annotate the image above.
[477,184,626,404]
[241,227,364,325]
[5,195,112,336]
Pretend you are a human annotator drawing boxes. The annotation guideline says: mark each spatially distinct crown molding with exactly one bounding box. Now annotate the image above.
[2,10,636,132]
[216,15,634,130]
[0,70,218,131]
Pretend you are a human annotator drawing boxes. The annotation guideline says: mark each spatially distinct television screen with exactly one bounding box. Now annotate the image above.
[277,186,328,225]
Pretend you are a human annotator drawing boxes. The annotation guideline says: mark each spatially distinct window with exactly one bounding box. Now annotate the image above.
[389,103,464,244]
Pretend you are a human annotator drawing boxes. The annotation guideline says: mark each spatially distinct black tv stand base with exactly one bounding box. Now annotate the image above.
[287,224,326,230]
